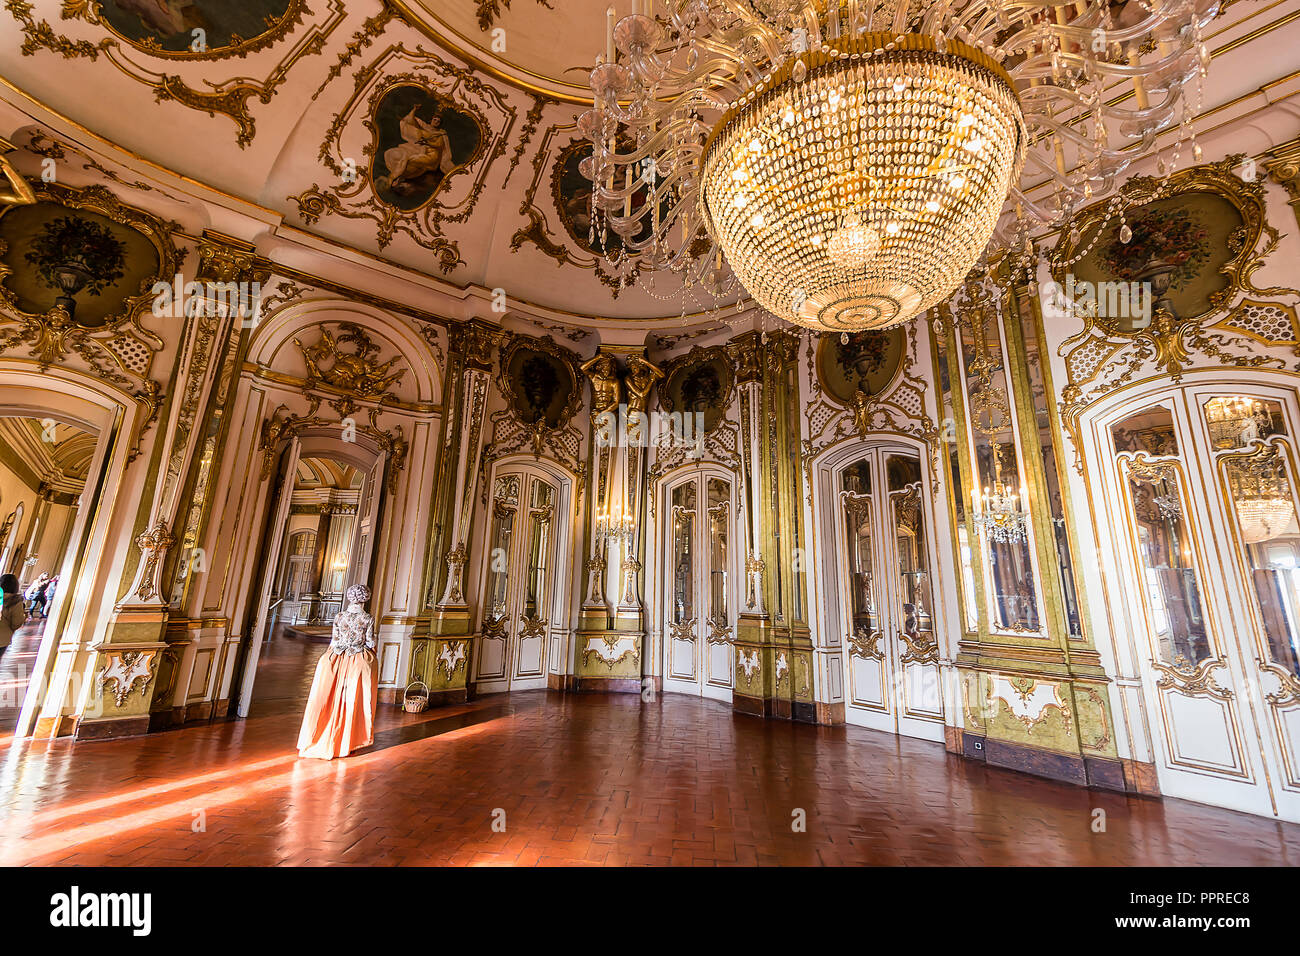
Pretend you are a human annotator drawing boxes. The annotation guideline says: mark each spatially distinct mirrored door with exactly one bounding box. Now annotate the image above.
[663,474,735,700]
[836,447,945,740]
[476,469,558,692]
[1105,385,1300,821]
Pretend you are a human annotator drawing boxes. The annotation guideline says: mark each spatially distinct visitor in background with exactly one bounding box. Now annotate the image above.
[0,573,27,665]
[42,575,59,619]
[26,573,50,619]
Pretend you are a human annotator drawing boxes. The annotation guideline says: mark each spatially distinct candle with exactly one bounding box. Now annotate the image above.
[624,166,632,218]
[607,7,616,63]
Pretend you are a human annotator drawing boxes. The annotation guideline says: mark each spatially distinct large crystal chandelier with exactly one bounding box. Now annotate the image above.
[582,0,1218,331]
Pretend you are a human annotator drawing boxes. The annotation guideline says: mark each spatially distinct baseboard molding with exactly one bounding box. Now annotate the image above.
[74,714,151,740]
[961,735,1157,795]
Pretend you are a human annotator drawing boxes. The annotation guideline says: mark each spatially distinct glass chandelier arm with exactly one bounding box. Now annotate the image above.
[713,0,789,62]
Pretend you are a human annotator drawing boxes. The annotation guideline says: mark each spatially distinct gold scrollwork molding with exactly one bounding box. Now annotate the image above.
[669,618,696,643]
[0,137,35,208]
[705,617,732,646]
[96,647,157,707]
[296,321,407,404]
[1053,156,1299,470]
[737,647,761,688]
[1152,655,1235,702]
[581,634,639,670]
[802,321,940,493]
[986,674,1072,734]
[437,639,467,681]
[1257,659,1300,708]
[8,0,346,147]
[508,124,639,294]
[485,333,582,465]
[130,520,175,603]
[846,626,884,661]
[294,48,516,269]
[898,629,939,666]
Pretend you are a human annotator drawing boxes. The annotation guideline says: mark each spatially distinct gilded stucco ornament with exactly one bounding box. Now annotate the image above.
[296,322,407,401]
[7,0,346,147]
[0,138,35,208]
[130,519,176,602]
[294,52,515,269]
[1154,654,1235,702]
[486,333,582,466]
[986,675,1073,734]
[1052,156,1299,472]
[96,648,156,708]
[436,640,467,681]
[581,634,640,670]
[474,0,553,31]
[0,180,180,461]
[649,345,742,485]
[508,127,642,295]
[802,320,940,492]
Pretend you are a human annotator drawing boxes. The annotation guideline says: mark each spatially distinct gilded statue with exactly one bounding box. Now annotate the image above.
[0,141,35,208]
[624,355,663,413]
[580,353,621,418]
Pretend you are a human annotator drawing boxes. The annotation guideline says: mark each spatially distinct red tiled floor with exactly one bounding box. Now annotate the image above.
[0,619,46,736]
[0,635,1297,866]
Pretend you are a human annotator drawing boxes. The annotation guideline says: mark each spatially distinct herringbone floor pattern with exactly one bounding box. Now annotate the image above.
[0,635,1296,866]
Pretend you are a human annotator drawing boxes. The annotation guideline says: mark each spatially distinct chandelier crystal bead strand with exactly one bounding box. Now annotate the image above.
[583,0,1219,333]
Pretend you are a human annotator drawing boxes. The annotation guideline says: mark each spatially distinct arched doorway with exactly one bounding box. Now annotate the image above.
[232,432,388,718]
[0,414,97,730]
[1082,374,1300,822]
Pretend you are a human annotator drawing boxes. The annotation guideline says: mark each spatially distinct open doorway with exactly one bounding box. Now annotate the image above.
[0,416,95,734]
[235,441,385,719]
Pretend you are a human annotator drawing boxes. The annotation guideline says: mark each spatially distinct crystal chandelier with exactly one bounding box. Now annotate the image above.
[1228,445,1295,544]
[582,0,1217,331]
[971,481,1028,543]
[1205,396,1267,449]
[1236,497,1293,545]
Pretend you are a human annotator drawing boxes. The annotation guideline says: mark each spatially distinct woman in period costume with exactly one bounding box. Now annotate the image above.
[297,583,379,759]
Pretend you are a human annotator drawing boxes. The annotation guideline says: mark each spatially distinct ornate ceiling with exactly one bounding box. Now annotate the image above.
[0,0,738,327]
[0,417,95,496]
[397,0,611,102]
[0,0,1296,330]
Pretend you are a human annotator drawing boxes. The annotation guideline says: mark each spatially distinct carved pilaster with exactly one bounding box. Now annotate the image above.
[436,365,491,610]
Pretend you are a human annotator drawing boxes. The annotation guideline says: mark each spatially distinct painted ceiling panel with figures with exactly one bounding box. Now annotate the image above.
[0,0,1295,327]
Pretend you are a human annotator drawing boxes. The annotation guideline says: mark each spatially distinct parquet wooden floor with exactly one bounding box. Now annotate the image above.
[0,635,1296,866]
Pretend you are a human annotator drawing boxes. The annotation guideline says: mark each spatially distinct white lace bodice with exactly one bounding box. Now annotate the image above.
[329,603,375,655]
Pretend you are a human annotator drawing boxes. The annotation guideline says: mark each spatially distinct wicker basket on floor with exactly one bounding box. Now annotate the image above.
[402,680,429,714]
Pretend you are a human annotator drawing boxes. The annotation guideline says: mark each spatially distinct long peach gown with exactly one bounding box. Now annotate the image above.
[297,601,379,760]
